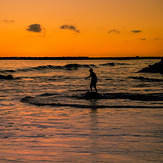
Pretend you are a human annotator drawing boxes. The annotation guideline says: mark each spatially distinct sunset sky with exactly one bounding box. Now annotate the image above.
[0,0,163,57]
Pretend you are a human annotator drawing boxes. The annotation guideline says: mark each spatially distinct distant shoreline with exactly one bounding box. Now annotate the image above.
[0,57,162,60]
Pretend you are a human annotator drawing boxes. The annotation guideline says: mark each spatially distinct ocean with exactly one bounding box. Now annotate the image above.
[0,59,163,162]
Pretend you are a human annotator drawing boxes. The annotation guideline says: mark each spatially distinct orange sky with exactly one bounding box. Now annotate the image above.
[0,0,163,57]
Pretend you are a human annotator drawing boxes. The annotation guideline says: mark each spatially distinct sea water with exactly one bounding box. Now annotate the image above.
[0,59,162,162]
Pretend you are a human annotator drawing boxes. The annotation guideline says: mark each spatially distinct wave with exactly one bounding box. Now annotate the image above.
[0,69,16,73]
[4,64,96,73]
[29,64,96,71]
[100,63,115,66]
[102,93,163,101]
[0,64,97,73]
[38,93,59,96]
[20,96,163,108]
[116,63,130,65]
[22,92,163,101]
[99,62,130,66]
[0,62,129,73]
[20,92,163,108]
[64,64,96,70]
[76,92,163,101]
[0,62,130,73]
[129,76,163,82]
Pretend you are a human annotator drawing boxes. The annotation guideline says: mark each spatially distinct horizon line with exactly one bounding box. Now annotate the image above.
[0,56,162,60]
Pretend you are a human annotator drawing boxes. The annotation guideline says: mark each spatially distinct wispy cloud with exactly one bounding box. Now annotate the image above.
[26,24,42,33]
[131,30,142,34]
[1,19,15,23]
[59,24,80,33]
[108,29,120,34]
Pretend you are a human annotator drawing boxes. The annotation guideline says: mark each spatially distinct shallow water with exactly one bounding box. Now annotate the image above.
[0,59,163,162]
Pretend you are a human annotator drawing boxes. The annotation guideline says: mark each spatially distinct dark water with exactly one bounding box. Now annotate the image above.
[0,59,163,162]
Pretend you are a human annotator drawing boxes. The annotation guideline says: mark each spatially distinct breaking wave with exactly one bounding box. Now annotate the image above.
[29,64,97,71]
[0,62,131,74]
[0,64,97,73]
[64,64,96,70]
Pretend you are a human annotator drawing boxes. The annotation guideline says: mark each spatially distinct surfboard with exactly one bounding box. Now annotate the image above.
[85,92,101,99]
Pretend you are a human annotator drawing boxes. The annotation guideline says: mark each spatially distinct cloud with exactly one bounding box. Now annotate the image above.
[1,19,15,23]
[108,29,120,34]
[27,24,42,33]
[60,24,80,33]
[131,30,142,33]
[155,38,159,40]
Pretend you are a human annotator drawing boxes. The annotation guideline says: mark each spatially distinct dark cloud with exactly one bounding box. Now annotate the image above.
[1,19,15,23]
[60,24,80,33]
[131,30,142,33]
[27,24,42,33]
[108,29,120,34]
[140,38,146,40]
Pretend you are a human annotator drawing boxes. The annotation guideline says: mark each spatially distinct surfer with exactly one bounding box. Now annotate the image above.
[85,68,97,93]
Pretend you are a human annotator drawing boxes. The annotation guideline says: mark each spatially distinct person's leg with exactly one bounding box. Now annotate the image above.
[94,85,97,93]
[90,83,92,92]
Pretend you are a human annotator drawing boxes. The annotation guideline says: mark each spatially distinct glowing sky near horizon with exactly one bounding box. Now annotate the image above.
[0,0,163,57]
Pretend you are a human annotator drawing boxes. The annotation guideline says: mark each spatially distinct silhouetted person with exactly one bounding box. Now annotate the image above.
[85,68,97,93]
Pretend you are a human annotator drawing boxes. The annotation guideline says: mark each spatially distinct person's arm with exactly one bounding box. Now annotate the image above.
[85,75,90,80]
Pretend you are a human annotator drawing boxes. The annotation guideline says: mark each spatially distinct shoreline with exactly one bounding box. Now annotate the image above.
[0,56,162,60]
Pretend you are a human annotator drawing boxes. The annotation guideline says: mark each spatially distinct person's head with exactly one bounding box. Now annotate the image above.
[89,68,93,73]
